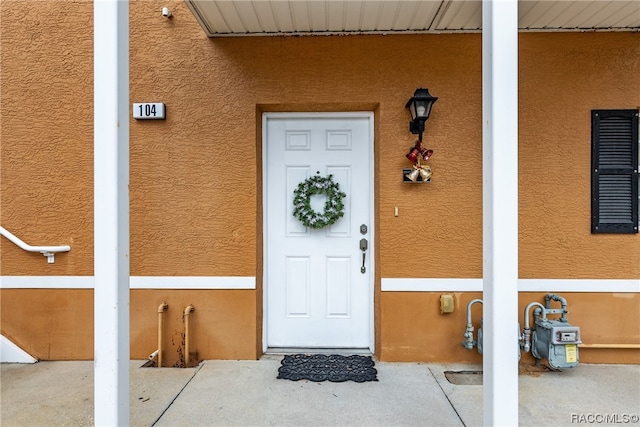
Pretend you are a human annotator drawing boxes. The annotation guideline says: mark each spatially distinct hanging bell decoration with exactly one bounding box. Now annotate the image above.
[403,140,434,183]
[419,166,432,182]
[406,147,420,163]
[405,168,421,182]
[420,148,433,161]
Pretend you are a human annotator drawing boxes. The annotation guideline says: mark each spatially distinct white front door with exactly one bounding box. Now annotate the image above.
[265,112,373,349]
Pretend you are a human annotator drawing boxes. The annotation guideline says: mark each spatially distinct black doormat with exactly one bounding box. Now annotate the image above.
[277,354,378,382]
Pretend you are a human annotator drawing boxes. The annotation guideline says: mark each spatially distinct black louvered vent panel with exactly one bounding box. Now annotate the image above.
[591,109,639,234]
[597,116,633,168]
[598,175,633,223]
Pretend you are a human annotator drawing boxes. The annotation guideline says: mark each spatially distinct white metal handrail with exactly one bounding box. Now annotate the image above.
[0,226,71,263]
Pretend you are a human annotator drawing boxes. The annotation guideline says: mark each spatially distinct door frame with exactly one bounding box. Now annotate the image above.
[261,111,375,353]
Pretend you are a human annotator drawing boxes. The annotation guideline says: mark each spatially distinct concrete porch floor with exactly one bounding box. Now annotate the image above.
[1,357,639,426]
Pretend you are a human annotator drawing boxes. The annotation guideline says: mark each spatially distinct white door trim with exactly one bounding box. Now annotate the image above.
[262,111,375,353]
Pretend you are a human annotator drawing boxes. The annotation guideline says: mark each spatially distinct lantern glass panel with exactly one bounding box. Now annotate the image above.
[409,102,417,120]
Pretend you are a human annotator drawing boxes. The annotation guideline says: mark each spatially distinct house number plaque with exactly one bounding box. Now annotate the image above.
[133,103,166,120]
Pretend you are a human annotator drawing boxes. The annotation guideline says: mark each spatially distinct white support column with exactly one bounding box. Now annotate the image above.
[482,0,519,426]
[94,1,130,426]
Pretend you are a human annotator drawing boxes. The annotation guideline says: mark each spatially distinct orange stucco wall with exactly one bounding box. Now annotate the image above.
[381,292,640,364]
[0,0,94,276]
[1,0,638,363]
[0,289,254,364]
[130,290,256,366]
[519,33,640,279]
[0,289,93,360]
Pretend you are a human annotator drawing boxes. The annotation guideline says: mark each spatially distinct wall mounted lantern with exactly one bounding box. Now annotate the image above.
[404,88,437,183]
[405,88,438,142]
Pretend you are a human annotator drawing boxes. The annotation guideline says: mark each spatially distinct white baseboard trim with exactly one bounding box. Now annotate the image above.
[0,276,94,289]
[381,278,640,293]
[381,278,483,292]
[0,276,256,290]
[1,276,637,292]
[1,335,37,363]
[131,276,255,289]
[518,279,640,293]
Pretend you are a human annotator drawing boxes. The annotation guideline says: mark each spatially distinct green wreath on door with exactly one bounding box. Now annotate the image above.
[292,174,346,229]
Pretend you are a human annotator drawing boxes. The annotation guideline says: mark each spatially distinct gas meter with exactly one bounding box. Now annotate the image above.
[531,294,581,369]
[462,293,581,369]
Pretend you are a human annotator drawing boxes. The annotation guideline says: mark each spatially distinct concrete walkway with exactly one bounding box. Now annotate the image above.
[1,358,639,426]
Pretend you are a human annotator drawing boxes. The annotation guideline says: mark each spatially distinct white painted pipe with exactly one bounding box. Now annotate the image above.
[523,302,547,329]
[463,299,483,350]
[184,305,195,367]
[148,350,159,360]
[0,226,70,263]
[521,302,546,353]
[466,298,483,324]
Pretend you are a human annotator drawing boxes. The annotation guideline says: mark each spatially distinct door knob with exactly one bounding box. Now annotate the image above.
[359,238,368,273]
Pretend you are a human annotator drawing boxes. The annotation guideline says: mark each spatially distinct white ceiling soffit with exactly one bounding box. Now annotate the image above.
[185,0,640,37]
